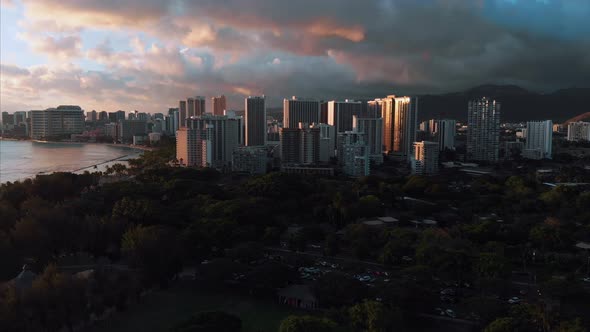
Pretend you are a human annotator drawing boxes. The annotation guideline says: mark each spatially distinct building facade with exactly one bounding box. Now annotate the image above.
[434,119,456,151]
[283,97,320,129]
[179,100,187,126]
[245,96,266,146]
[412,141,439,175]
[567,122,590,142]
[467,97,501,162]
[212,95,227,116]
[30,106,85,140]
[279,124,320,165]
[524,120,553,159]
[378,95,418,159]
[353,116,383,165]
[327,100,362,144]
[232,146,268,174]
[118,120,147,143]
[176,127,200,166]
[186,115,240,169]
[311,123,335,162]
[338,131,370,177]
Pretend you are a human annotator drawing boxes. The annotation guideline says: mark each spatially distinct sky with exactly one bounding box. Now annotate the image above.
[0,0,589,113]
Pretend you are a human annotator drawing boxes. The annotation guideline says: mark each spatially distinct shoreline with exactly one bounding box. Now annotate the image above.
[2,137,155,152]
[0,141,146,184]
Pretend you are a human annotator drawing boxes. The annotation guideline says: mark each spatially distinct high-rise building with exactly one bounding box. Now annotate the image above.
[232,146,268,174]
[311,123,335,162]
[434,119,456,151]
[328,100,362,150]
[13,111,27,125]
[87,110,98,122]
[212,95,227,116]
[187,97,205,118]
[567,122,590,142]
[467,97,501,162]
[108,112,117,123]
[30,106,85,140]
[505,141,524,160]
[176,127,200,166]
[187,98,195,118]
[279,123,320,165]
[353,116,384,165]
[523,120,552,160]
[98,111,108,122]
[327,100,362,134]
[338,131,370,177]
[116,110,126,122]
[245,96,266,146]
[137,112,148,121]
[412,141,439,175]
[225,110,245,146]
[118,120,147,143]
[192,96,207,116]
[1,112,14,126]
[320,101,329,124]
[186,115,240,169]
[179,100,187,126]
[104,123,118,141]
[379,95,418,159]
[283,97,320,129]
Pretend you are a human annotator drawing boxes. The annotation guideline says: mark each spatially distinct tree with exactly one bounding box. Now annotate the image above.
[483,317,515,332]
[358,195,382,218]
[278,315,337,332]
[171,311,242,332]
[0,201,18,231]
[121,225,182,287]
[313,272,367,308]
[475,253,509,279]
[324,234,340,256]
[558,319,586,332]
[348,300,402,332]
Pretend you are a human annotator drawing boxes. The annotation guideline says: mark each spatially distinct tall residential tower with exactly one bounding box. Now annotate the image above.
[467,97,500,162]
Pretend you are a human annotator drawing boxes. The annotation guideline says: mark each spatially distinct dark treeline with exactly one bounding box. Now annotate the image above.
[1,158,590,331]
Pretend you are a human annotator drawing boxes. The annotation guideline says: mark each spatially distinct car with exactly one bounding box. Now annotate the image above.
[508,297,521,304]
[402,256,413,262]
[310,244,322,249]
[582,277,590,283]
[445,309,456,318]
[519,290,527,295]
[435,307,445,315]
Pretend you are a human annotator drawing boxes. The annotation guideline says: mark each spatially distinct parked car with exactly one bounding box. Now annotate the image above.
[508,297,521,304]
[445,309,456,318]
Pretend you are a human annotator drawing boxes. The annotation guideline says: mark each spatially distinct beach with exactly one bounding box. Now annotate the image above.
[0,140,144,183]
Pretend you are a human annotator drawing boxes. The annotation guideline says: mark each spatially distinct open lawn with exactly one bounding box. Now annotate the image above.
[90,282,298,332]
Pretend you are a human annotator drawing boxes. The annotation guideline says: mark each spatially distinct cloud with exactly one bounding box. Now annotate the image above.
[0,0,16,8]
[1,0,589,114]
[1,64,31,77]
[18,33,82,59]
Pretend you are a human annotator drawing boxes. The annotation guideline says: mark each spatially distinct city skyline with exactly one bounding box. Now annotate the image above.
[1,0,589,114]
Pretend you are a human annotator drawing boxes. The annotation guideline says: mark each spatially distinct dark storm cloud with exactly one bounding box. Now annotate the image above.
[3,0,588,112]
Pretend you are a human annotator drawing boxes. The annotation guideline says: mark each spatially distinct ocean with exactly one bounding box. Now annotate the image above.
[0,140,142,183]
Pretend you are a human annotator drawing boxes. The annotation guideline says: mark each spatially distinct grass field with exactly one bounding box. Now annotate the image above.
[90,282,297,332]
